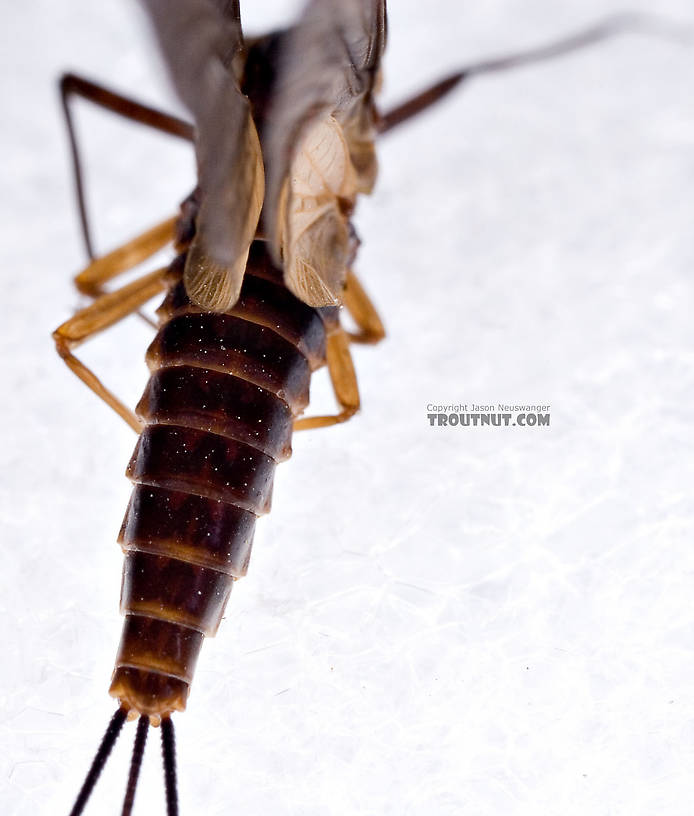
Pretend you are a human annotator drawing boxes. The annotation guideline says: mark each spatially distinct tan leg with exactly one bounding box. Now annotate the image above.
[74,216,177,296]
[294,328,360,430]
[342,269,386,345]
[54,268,168,432]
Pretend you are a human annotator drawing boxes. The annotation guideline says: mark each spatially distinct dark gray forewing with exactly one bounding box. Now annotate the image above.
[207,0,244,71]
[262,0,387,260]
[140,0,264,311]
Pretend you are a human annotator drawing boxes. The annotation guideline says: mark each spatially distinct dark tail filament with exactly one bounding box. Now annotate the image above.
[379,12,693,133]
[161,715,179,816]
[121,715,150,816]
[68,707,128,816]
[68,708,179,816]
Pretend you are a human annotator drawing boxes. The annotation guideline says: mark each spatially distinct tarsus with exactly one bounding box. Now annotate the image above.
[68,707,128,816]
[161,715,179,816]
[121,715,150,816]
[379,12,693,133]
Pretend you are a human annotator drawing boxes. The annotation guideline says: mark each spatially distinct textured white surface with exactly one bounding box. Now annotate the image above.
[2,1,694,815]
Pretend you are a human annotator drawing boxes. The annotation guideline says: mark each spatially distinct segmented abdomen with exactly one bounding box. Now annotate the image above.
[109,243,334,717]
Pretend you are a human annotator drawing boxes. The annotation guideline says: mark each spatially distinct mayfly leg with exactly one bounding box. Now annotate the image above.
[342,269,386,345]
[60,74,189,332]
[53,265,169,432]
[378,12,689,133]
[55,78,193,431]
[294,270,385,429]
[60,73,193,260]
[73,214,177,298]
[294,327,361,431]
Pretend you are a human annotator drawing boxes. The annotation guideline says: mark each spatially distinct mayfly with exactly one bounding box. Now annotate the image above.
[53,2,674,813]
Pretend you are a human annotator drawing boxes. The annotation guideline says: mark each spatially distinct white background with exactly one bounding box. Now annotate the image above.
[2,1,694,814]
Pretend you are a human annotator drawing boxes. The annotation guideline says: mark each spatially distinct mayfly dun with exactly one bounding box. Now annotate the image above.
[49,1,686,813]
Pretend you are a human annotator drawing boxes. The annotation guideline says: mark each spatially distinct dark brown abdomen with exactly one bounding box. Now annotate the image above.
[110,243,332,718]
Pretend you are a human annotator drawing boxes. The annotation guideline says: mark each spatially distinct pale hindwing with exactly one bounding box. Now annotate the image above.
[338,100,379,195]
[280,115,358,305]
[264,0,387,307]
